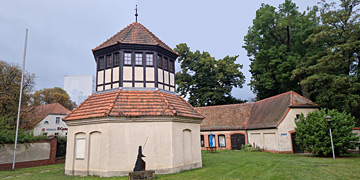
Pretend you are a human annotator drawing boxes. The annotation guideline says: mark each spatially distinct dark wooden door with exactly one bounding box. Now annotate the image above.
[231,134,245,150]
[291,132,304,153]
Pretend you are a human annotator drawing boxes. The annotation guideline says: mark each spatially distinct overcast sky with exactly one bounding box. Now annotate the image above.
[0,0,319,101]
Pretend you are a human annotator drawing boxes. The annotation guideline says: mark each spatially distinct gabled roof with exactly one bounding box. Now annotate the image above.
[196,91,317,130]
[93,22,177,55]
[20,103,70,129]
[64,89,204,121]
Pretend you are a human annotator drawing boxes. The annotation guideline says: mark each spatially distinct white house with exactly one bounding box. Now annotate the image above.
[21,103,70,136]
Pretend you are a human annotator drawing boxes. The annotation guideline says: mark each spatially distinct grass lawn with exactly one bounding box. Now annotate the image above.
[1,151,359,180]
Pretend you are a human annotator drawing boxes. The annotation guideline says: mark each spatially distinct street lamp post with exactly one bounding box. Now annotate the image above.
[325,115,335,159]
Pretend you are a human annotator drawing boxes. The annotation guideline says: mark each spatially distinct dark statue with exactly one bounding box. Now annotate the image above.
[133,146,146,171]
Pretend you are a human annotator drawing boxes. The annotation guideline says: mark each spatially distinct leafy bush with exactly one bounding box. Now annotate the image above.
[241,144,262,152]
[0,115,47,145]
[295,109,359,156]
[56,136,67,157]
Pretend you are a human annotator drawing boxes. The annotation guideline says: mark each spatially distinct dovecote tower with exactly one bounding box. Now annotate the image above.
[92,22,177,92]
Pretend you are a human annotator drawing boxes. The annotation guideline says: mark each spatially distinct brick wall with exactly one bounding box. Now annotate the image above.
[0,137,57,170]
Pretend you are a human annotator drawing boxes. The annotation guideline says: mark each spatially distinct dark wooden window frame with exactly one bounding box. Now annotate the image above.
[106,54,112,68]
[135,53,143,65]
[124,52,132,65]
[218,134,226,147]
[98,56,105,70]
[146,53,154,66]
[114,52,120,66]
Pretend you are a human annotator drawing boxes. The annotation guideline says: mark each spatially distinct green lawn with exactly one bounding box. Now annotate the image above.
[1,151,360,180]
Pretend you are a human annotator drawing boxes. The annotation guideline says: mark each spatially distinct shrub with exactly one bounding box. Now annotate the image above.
[295,109,359,156]
[241,144,262,152]
[56,136,67,157]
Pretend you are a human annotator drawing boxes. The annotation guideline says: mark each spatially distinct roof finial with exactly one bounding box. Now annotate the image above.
[135,5,138,22]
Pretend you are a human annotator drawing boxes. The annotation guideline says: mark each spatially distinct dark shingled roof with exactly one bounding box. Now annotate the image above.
[64,89,204,121]
[196,91,317,130]
[93,22,177,55]
[20,103,70,129]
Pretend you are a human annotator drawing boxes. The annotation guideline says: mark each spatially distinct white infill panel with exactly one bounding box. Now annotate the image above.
[105,69,111,83]
[113,67,119,82]
[123,67,132,81]
[75,138,86,159]
[164,71,169,85]
[170,73,175,86]
[146,67,154,81]
[135,67,144,81]
[135,83,144,87]
[123,82,133,87]
[105,84,111,90]
[158,69,163,83]
[146,83,155,88]
[97,71,104,85]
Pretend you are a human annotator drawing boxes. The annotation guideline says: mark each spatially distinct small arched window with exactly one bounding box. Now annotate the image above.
[44,121,49,124]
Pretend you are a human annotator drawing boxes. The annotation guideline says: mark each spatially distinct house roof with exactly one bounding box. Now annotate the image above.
[20,103,70,129]
[63,89,204,121]
[93,22,177,55]
[196,91,317,130]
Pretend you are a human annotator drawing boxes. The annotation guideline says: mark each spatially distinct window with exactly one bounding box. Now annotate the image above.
[296,114,300,119]
[55,133,59,136]
[158,55,162,68]
[44,121,49,124]
[65,133,67,136]
[208,135,216,147]
[75,138,86,159]
[124,53,132,65]
[146,54,153,66]
[200,135,204,147]
[106,55,112,68]
[43,133,48,136]
[114,52,119,66]
[169,60,174,72]
[164,58,168,70]
[135,53,142,65]
[98,57,104,70]
[218,135,226,147]
[56,117,60,124]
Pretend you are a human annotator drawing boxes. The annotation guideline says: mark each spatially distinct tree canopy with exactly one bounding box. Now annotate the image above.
[0,60,35,119]
[245,0,360,123]
[31,87,76,110]
[175,43,246,107]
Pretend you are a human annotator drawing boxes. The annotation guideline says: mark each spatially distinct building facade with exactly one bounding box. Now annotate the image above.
[64,75,95,105]
[64,22,204,177]
[196,91,318,153]
[21,103,70,136]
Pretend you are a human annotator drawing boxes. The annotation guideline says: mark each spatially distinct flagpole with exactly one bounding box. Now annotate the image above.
[12,29,28,170]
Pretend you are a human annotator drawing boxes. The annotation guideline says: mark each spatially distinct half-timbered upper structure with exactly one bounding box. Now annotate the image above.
[92,22,177,92]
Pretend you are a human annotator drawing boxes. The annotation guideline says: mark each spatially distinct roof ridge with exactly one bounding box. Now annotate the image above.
[119,22,137,43]
[136,22,159,45]
[105,88,122,117]
[63,93,94,120]
[158,91,177,116]
[177,94,204,118]
[254,91,292,104]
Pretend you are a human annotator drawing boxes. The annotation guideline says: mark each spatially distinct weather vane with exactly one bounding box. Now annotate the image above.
[135,5,138,22]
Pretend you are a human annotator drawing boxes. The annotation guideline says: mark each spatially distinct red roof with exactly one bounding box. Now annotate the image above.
[196,91,317,130]
[93,22,177,55]
[64,89,203,121]
[20,103,70,129]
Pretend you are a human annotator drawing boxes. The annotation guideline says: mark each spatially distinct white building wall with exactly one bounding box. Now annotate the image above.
[64,75,95,105]
[33,114,68,136]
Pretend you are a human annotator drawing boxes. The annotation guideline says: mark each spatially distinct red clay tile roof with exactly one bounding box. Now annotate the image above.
[64,89,203,121]
[196,91,317,130]
[93,22,177,55]
[20,103,70,129]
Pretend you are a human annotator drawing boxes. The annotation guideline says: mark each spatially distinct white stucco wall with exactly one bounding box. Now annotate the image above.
[248,108,318,152]
[65,117,202,177]
[33,114,68,136]
[0,143,50,164]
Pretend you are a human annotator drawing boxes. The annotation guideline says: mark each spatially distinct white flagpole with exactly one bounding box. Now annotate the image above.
[12,29,28,170]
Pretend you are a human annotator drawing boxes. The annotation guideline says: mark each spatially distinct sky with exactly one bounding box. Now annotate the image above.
[0,0,320,101]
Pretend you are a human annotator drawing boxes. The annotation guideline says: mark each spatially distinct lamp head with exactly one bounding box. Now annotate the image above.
[325,115,332,123]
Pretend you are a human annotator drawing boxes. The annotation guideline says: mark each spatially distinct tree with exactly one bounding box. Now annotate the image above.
[0,60,35,119]
[175,43,246,107]
[292,0,360,124]
[31,87,76,110]
[243,0,319,100]
[295,109,359,156]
